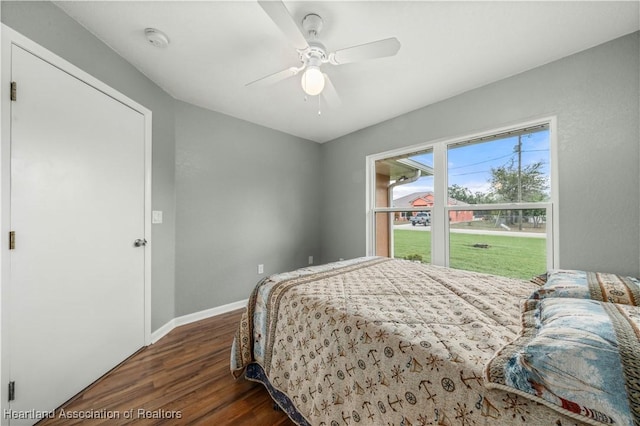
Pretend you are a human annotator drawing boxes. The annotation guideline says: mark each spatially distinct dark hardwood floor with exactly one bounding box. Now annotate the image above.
[37,309,295,425]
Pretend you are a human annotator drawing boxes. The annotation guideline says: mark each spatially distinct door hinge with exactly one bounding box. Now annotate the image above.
[9,231,15,250]
[8,381,15,402]
[10,81,16,101]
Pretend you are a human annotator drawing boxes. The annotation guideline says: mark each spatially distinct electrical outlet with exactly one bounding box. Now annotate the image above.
[258,264,264,274]
[308,256,313,265]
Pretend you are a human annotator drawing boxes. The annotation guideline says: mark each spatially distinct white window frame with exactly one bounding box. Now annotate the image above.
[366,116,559,272]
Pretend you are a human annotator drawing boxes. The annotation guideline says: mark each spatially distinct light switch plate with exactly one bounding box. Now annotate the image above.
[152,210,163,224]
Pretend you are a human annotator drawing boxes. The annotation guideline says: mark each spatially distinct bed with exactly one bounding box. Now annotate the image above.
[231,257,639,426]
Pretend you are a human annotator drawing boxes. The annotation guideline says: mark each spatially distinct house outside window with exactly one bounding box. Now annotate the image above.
[366,118,557,280]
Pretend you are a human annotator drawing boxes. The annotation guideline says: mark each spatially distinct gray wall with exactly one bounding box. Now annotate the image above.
[1,1,322,325]
[320,31,640,276]
[1,1,177,330]
[2,2,321,330]
[3,1,639,329]
[174,101,321,315]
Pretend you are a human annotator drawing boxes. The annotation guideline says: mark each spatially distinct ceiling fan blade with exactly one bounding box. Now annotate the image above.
[330,37,401,65]
[246,66,300,87]
[322,74,341,108]
[258,0,309,50]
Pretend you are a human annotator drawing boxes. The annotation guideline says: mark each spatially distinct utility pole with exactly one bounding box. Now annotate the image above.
[517,135,523,231]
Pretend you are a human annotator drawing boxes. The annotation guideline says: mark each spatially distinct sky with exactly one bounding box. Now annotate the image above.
[392,129,550,200]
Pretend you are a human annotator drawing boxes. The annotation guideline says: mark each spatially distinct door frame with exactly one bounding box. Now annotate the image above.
[0,24,152,414]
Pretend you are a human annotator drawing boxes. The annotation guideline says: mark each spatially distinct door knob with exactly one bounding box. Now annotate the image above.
[134,239,147,247]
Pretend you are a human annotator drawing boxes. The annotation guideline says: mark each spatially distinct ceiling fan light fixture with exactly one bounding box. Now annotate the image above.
[301,66,325,96]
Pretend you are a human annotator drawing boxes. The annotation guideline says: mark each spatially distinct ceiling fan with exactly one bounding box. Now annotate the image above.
[247,0,401,107]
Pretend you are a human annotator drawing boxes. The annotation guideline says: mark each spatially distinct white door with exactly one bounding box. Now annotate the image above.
[8,45,146,423]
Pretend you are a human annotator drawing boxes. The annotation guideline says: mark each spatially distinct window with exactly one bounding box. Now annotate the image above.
[373,149,434,261]
[367,118,556,279]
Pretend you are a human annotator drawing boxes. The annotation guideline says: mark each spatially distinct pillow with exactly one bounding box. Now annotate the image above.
[529,272,547,287]
[529,269,640,306]
[485,298,640,426]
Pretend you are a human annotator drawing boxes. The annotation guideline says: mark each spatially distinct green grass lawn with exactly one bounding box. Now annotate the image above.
[393,229,546,280]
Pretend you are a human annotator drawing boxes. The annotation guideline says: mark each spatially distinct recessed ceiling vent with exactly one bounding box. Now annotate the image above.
[144,28,170,48]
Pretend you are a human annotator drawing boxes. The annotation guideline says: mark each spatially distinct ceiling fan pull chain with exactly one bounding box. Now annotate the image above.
[318,95,322,116]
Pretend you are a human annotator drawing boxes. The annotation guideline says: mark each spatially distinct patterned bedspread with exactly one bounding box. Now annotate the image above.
[231,257,591,425]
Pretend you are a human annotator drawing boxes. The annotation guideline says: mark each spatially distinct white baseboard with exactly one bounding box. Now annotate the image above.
[150,298,248,344]
[150,319,175,344]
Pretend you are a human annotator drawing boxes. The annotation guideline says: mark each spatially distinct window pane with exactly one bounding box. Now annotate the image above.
[375,150,434,209]
[374,149,434,260]
[447,128,550,205]
[448,209,546,279]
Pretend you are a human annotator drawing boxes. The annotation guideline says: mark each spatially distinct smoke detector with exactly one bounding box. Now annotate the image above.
[144,28,170,48]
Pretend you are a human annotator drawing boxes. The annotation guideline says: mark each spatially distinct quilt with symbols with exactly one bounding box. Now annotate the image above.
[231,257,591,425]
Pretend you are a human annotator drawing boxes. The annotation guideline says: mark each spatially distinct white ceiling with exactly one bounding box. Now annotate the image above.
[54,1,639,143]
